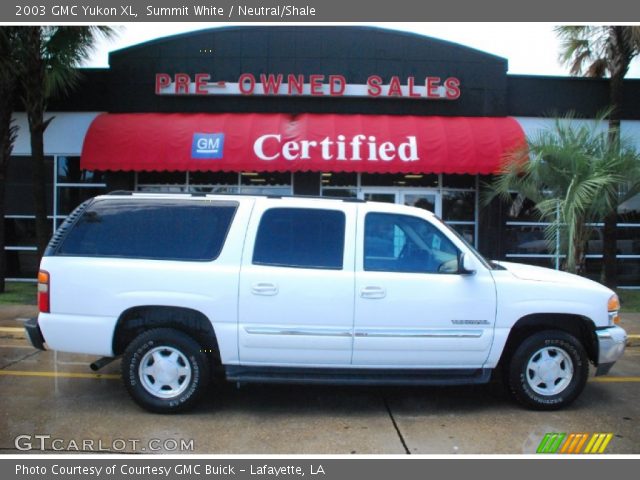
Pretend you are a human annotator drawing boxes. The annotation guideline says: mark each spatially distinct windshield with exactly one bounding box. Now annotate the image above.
[433,217,496,270]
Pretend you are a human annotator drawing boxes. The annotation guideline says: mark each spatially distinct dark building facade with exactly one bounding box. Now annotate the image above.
[7,26,640,285]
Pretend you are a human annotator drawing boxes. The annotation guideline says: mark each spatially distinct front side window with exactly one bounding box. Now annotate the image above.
[364,213,459,274]
[253,208,345,269]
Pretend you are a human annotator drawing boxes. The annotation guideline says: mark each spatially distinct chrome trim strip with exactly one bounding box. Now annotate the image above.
[354,329,483,338]
[244,327,352,337]
[244,327,483,339]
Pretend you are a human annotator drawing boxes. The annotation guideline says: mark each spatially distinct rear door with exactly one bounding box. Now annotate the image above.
[238,200,356,366]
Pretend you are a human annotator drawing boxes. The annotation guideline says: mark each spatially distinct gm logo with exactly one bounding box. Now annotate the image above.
[192,133,224,159]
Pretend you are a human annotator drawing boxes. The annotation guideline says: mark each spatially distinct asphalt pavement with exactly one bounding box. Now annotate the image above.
[0,305,638,454]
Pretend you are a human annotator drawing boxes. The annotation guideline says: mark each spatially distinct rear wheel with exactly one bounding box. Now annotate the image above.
[122,328,210,413]
[506,330,588,410]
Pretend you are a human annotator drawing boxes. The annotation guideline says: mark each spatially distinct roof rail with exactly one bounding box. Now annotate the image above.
[103,190,367,203]
[106,190,133,196]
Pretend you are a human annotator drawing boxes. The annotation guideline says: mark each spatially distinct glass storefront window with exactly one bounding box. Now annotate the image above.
[361,173,438,187]
[364,193,396,203]
[505,193,540,222]
[189,186,239,194]
[57,187,108,215]
[137,185,187,193]
[57,156,104,184]
[322,188,357,198]
[240,172,291,186]
[505,256,557,270]
[448,224,475,245]
[614,226,640,255]
[321,172,357,187]
[584,258,640,286]
[614,258,640,287]
[137,172,187,185]
[504,224,551,255]
[442,174,476,189]
[404,193,436,212]
[239,186,292,195]
[442,191,475,221]
[189,171,239,185]
[618,192,640,223]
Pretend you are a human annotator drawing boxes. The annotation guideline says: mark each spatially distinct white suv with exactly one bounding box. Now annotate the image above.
[25,193,627,413]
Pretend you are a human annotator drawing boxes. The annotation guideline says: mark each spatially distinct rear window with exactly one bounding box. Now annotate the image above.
[253,208,345,269]
[56,199,237,261]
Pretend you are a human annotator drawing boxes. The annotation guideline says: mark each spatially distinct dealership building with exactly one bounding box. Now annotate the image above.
[7,26,640,285]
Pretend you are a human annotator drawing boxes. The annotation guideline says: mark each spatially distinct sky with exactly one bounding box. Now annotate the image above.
[85,23,640,78]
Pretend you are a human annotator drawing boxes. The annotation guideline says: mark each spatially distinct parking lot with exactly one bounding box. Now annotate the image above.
[1,305,639,455]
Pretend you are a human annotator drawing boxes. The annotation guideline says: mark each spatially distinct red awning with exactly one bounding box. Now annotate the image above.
[81,113,525,175]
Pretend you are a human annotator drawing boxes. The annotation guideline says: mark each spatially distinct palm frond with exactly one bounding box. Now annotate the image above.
[488,112,640,274]
[43,26,118,98]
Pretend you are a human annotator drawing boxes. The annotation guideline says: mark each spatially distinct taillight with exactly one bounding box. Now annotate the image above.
[38,270,50,313]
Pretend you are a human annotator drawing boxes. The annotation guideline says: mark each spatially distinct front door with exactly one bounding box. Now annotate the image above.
[353,209,496,368]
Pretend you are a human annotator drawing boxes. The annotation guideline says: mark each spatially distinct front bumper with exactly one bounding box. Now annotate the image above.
[595,326,627,376]
[24,317,46,351]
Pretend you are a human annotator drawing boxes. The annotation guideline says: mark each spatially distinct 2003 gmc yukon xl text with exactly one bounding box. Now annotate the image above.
[25,193,627,413]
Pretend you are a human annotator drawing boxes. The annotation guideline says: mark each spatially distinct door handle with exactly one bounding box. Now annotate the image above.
[251,282,279,296]
[360,286,386,299]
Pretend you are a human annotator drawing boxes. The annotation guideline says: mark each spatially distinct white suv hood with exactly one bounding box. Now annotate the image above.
[494,261,604,289]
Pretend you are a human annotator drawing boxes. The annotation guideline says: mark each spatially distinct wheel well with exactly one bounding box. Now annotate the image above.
[499,314,598,367]
[112,306,221,363]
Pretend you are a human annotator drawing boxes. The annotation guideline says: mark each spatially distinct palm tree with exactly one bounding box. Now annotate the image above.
[488,115,640,274]
[556,26,640,286]
[14,26,116,257]
[0,27,20,292]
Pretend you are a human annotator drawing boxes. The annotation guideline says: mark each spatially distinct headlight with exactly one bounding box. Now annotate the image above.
[608,294,620,325]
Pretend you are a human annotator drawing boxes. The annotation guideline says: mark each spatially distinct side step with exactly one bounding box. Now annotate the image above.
[225,366,491,387]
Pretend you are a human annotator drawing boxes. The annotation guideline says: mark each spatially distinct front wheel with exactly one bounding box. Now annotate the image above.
[122,328,210,413]
[507,330,588,410]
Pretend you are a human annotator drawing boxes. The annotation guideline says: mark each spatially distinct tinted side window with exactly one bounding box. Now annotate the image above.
[57,199,237,261]
[364,213,459,274]
[253,208,345,269]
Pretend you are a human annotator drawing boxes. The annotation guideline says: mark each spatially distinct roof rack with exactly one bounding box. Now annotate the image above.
[104,190,366,203]
[106,190,133,196]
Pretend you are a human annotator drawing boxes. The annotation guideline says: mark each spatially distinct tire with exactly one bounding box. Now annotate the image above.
[122,328,210,413]
[506,330,588,410]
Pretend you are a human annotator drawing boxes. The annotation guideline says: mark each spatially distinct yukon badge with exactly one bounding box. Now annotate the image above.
[451,320,490,325]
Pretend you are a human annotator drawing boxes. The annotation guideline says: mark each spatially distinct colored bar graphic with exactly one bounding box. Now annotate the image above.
[573,434,589,454]
[584,433,614,454]
[536,433,554,453]
[597,434,614,453]
[537,433,613,454]
[537,433,566,453]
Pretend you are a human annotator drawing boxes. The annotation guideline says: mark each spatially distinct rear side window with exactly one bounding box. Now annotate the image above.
[56,199,237,261]
[253,208,345,269]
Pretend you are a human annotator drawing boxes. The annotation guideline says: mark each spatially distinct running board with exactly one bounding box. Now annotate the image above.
[225,366,492,386]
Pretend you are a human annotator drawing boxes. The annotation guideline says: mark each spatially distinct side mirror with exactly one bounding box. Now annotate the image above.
[459,253,476,275]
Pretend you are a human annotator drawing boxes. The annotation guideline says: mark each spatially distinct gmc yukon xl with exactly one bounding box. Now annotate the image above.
[25,193,627,413]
